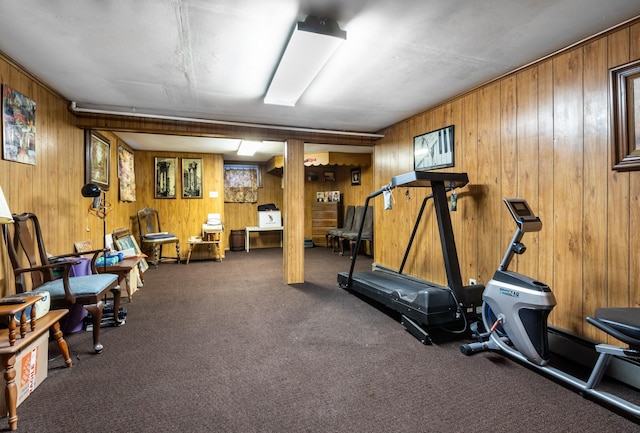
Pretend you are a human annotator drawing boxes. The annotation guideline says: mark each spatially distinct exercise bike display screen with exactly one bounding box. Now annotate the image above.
[504,199,535,219]
[512,201,530,215]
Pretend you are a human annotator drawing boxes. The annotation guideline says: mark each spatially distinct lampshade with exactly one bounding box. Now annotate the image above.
[264,16,346,107]
[81,183,101,198]
[0,186,13,224]
[82,183,102,209]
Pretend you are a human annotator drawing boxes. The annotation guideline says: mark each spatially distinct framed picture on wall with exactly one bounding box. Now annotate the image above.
[182,158,203,198]
[610,59,640,171]
[118,146,136,202]
[85,130,110,190]
[414,125,455,171]
[350,168,361,185]
[2,85,36,165]
[154,156,177,198]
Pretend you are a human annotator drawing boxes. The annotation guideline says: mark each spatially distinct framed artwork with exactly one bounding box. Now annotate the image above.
[182,158,203,198]
[610,59,640,171]
[414,125,455,171]
[2,85,36,165]
[85,130,110,190]
[154,156,177,198]
[115,235,137,253]
[74,239,96,254]
[117,146,136,202]
[307,171,319,182]
[114,234,149,272]
[323,171,335,182]
[350,168,361,185]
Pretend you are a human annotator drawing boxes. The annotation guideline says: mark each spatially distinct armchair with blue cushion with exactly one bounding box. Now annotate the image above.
[2,212,121,353]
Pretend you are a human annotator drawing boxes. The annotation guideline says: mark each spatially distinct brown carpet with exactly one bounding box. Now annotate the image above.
[12,247,640,432]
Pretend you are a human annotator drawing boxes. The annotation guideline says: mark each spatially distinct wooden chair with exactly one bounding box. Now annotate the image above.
[2,213,121,353]
[137,208,180,267]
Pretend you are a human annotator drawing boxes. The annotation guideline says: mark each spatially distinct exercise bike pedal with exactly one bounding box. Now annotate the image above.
[469,321,489,340]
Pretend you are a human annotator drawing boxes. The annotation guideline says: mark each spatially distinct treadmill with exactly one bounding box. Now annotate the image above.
[337,171,484,344]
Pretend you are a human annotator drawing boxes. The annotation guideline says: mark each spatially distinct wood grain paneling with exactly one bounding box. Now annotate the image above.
[133,150,225,261]
[515,66,540,278]
[552,48,584,333]
[373,18,640,341]
[582,38,609,340]
[283,139,304,284]
[606,28,632,325]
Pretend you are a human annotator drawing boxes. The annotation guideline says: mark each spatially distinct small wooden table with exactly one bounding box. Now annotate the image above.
[0,297,71,431]
[186,231,222,264]
[97,257,144,302]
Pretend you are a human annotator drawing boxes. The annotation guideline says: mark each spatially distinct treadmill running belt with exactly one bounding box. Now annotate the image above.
[338,270,459,327]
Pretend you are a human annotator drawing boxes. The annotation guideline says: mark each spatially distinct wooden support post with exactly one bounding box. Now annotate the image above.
[283,139,305,284]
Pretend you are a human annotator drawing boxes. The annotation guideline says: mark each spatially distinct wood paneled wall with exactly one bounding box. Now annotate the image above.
[374,20,640,342]
[303,164,373,243]
[0,55,141,294]
[133,150,225,260]
[224,165,283,250]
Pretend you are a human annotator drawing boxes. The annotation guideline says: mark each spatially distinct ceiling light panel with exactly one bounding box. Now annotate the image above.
[264,16,346,107]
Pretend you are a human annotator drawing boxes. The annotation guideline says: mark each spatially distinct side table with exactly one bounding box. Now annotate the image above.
[186,231,222,264]
[97,257,144,302]
[0,297,71,431]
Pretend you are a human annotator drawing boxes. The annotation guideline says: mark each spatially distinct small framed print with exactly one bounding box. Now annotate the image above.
[85,130,110,190]
[414,125,454,171]
[2,85,36,165]
[182,158,203,198]
[154,157,177,198]
[350,168,361,185]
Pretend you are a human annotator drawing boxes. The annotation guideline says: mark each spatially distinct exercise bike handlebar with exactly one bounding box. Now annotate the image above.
[499,199,543,271]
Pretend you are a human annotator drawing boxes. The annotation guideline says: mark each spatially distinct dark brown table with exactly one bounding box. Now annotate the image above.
[97,257,144,302]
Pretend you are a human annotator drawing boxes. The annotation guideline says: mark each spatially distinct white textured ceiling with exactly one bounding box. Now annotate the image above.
[0,1,639,160]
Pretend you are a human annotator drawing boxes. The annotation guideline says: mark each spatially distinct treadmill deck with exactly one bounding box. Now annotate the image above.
[338,269,459,327]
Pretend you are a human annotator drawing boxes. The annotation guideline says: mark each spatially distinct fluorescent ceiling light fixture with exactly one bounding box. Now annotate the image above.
[237,140,262,156]
[264,16,346,107]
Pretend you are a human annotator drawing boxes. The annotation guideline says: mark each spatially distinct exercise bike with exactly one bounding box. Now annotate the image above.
[461,198,640,419]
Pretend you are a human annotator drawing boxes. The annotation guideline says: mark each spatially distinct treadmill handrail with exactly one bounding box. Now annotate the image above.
[345,170,467,303]
[399,187,453,274]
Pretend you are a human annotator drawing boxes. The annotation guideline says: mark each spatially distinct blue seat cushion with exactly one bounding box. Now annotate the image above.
[37,274,118,300]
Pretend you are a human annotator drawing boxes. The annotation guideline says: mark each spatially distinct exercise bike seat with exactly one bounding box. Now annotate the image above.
[586,308,640,350]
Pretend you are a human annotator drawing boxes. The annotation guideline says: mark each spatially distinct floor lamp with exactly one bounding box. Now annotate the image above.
[81,183,108,271]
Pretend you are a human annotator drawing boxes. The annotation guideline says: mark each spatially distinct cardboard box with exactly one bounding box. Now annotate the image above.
[258,211,282,228]
[0,332,48,415]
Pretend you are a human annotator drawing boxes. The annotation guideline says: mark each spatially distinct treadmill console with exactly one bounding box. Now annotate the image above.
[503,198,542,233]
